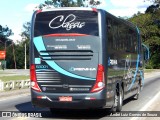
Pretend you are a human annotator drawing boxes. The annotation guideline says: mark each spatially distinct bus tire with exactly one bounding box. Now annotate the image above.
[111,86,123,112]
[134,84,140,100]
[116,87,123,112]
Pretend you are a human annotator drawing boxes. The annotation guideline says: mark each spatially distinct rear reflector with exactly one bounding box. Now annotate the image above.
[37,96,46,99]
[30,64,41,92]
[91,64,105,93]
[85,97,96,100]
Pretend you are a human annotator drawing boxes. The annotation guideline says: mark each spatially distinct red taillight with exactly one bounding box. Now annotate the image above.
[92,8,97,12]
[30,64,41,92]
[30,64,36,81]
[36,10,42,14]
[91,64,105,93]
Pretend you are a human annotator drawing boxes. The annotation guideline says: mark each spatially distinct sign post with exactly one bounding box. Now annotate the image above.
[0,51,6,70]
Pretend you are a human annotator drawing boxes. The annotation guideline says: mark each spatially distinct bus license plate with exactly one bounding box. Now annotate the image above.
[59,96,72,102]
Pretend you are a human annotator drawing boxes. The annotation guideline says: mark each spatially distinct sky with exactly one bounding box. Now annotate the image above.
[0,0,153,42]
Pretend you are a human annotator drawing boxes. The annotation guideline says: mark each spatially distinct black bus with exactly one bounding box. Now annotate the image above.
[30,7,149,112]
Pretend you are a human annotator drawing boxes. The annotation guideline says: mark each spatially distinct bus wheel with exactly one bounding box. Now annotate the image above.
[134,84,140,100]
[111,87,123,112]
[116,87,123,112]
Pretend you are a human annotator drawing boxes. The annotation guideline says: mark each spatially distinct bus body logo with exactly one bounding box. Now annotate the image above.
[36,65,49,69]
[49,14,85,30]
[70,67,96,71]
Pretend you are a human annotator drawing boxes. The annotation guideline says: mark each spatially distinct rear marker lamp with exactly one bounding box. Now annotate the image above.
[30,64,41,92]
[85,97,96,100]
[91,64,105,93]
[37,96,46,99]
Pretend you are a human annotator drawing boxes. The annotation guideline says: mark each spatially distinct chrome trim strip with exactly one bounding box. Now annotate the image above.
[69,85,92,87]
[38,81,60,83]
[41,85,63,87]
[37,77,60,79]
[36,72,56,74]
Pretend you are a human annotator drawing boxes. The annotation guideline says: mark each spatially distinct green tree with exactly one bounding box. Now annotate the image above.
[84,0,101,7]
[18,22,30,69]
[14,39,29,69]
[21,22,30,39]
[145,4,159,13]
[129,4,160,68]
[37,0,101,9]
[145,0,160,4]
[0,25,13,49]
[6,43,16,69]
[0,25,14,69]
[6,22,30,69]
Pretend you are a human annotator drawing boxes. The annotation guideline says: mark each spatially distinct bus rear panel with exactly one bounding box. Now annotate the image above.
[30,8,107,109]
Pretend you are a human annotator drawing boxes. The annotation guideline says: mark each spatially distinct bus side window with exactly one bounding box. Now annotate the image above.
[142,44,150,62]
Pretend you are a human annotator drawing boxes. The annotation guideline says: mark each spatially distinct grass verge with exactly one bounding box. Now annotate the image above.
[0,75,29,82]
[144,69,160,73]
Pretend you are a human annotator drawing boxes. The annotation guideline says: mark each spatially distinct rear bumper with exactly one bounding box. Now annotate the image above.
[32,98,106,109]
[31,89,108,109]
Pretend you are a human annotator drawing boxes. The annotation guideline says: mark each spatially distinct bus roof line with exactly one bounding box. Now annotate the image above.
[41,7,94,12]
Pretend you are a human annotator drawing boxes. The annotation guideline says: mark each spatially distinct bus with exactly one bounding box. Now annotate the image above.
[30,7,149,112]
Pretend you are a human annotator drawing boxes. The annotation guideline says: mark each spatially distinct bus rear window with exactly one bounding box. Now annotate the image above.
[34,10,99,37]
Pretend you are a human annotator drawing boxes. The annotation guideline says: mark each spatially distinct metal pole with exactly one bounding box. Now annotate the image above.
[4,40,7,61]
[12,42,16,69]
[4,40,9,69]
[25,43,26,70]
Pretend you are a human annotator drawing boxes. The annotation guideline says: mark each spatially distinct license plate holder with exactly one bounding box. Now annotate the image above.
[59,96,72,102]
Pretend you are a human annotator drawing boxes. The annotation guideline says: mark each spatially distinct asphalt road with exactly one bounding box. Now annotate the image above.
[0,73,160,120]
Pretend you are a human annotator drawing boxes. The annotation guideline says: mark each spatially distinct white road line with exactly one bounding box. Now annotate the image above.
[130,91,160,120]
[139,91,160,111]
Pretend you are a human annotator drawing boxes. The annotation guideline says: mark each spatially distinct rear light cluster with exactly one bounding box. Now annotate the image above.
[92,8,98,12]
[36,10,42,14]
[91,64,105,93]
[30,64,41,92]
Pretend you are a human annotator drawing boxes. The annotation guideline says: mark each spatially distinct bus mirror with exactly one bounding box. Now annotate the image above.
[142,44,150,61]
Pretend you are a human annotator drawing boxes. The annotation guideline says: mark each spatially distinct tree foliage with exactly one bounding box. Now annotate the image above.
[145,0,160,4]
[129,3,160,68]
[21,22,30,40]
[37,0,101,9]
[0,25,13,49]
[5,23,29,69]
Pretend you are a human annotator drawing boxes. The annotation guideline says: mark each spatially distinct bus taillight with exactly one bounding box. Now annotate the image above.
[36,10,42,14]
[91,64,105,93]
[30,64,41,92]
[92,8,97,12]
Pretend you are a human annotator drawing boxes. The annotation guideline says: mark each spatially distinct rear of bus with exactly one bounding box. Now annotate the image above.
[30,8,107,109]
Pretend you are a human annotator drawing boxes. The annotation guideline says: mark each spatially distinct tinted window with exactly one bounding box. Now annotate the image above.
[34,10,99,37]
